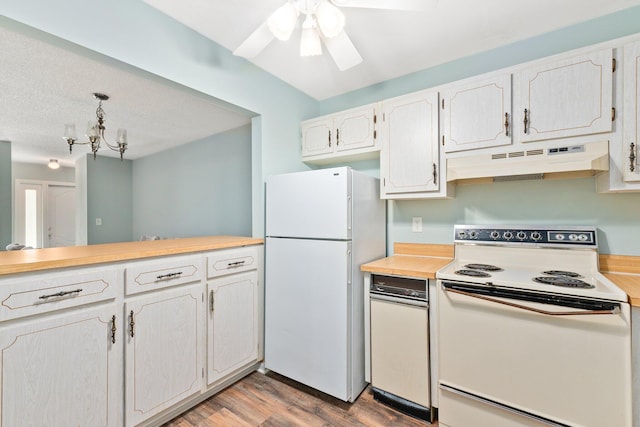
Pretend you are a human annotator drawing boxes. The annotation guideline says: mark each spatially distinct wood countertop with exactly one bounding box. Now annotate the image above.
[0,236,263,276]
[360,243,454,280]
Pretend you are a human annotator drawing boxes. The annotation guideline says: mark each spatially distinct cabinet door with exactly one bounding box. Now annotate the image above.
[334,105,376,153]
[124,283,202,427]
[301,116,333,157]
[381,90,440,196]
[0,304,120,427]
[515,48,613,142]
[207,271,259,385]
[441,74,512,152]
[624,41,640,182]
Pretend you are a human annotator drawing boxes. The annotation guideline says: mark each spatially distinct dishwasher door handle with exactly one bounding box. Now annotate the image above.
[369,293,429,308]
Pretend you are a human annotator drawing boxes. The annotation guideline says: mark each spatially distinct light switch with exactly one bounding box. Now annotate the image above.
[412,217,422,232]
[96,218,102,226]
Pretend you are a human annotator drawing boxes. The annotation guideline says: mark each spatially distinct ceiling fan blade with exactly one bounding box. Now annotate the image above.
[331,0,431,11]
[321,31,363,71]
[233,21,275,58]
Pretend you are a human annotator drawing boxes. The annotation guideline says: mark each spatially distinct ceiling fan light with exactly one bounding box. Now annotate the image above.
[300,16,322,56]
[267,2,298,41]
[316,1,345,38]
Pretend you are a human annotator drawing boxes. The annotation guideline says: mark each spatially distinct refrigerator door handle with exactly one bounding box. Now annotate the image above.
[347,249,352,285]
[347,196,352,232]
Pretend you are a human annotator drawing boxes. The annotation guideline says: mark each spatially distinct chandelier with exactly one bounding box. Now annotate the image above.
[63,93,128,160]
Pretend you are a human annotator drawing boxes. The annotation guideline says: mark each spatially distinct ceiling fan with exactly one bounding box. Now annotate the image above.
[233,0,427,71]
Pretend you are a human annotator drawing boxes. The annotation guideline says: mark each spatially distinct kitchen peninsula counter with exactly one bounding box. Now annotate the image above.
[360,243,454,279]
[0,235,263,276]
[600,254,640,307]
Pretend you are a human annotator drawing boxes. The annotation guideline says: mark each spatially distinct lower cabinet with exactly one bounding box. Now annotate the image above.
[124,283,203,427]
[0,304,121,427]
[207,270,260,386]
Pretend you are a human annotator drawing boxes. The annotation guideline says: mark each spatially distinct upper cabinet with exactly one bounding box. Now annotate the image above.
[301,103,380,164]
[514,48,614,143]
[380,89,452,199]
[623,41,640,182]
[441,74,512,153]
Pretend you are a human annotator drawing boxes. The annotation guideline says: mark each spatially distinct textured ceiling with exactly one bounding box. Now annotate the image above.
[0,25,254,168]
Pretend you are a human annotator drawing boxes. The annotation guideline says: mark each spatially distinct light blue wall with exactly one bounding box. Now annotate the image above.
[86,155,133,244]
[0,1,319,239]
[132,125,252,239]
[0,142,11,249]
[314,6,640,256]
[12,162,75,183]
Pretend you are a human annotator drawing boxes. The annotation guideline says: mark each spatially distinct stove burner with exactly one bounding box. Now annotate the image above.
[542,270,583,278]
[455,269,491,278]
[533,276,594,289]
[465,263,503,272]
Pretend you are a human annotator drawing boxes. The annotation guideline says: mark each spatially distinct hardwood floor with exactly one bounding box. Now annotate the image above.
[163,371,437,426]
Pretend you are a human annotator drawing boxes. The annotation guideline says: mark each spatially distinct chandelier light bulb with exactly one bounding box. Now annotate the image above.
[267,2,298,41]
[300,15,322,56]
[316,1,345,38]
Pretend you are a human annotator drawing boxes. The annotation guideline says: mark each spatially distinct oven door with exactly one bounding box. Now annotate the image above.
[438,280,632,427]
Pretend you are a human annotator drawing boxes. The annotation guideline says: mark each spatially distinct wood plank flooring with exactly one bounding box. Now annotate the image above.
[163,371,437,426]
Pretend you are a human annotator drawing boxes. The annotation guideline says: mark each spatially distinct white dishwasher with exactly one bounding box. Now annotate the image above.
[369,274,433,422]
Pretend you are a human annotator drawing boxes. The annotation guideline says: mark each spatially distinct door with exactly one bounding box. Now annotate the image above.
[265,237,353,401]
[514,48,613,143]
[301,116,334,158]
[441,74,512,153]
[14,181,43,248]
[334,105,376,153]
[370,297,429,407]
[0,304,120,427]
[266,167,350,240]
[438,281,632,427]
[624,40,640,182]
[207,271,259,385]
[124,284,202,427]
[47,184,76,247]
[380,89,440,196]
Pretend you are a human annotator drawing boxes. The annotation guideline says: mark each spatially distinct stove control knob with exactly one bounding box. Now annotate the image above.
[503,231,513,240]
[531,231,542,241]
[468,230,478,239]
[457,230,467,239]
[516,231,527,240]
[569,234,578,241]
[555,233,565,241]
[490,230,500,240]
[578,234,589,241]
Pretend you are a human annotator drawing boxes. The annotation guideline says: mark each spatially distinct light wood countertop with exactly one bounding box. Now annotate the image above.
[600,254,640,307]
[0,236,263,276]
[360,243,454,280]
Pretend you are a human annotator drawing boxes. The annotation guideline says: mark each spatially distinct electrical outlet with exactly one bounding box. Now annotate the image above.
[412,217,422,232]
[95,218,102,226]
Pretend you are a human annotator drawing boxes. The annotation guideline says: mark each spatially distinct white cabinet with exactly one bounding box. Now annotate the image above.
[441,74,512,153]
[514,48,614,143]
[205,246,263,388]
[301,103,380,164]
[0,304,121,427]
[623,41,640,183]
[207,271,260,385]
[124,283,203,427]
[380,89,451,199]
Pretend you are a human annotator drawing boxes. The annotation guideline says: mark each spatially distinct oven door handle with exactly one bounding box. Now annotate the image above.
[443,287,621,316]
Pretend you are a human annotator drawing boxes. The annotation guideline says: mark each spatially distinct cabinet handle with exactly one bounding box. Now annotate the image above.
[129,310,135,338]
[504,112,510,137]
[523,108,529,134]
[156,271,183,280]
[111,315,117,344]
[227,260,246,267]
[336,129,340,146]
[328,130,331,147]
[210,290,215,313]
[38,288,83,300]
[432,163,437,183]
[630,142,637,173]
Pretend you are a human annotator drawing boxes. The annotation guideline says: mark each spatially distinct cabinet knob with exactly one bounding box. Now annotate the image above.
[129,310,135,338]
[111,315,117,344]
[504,112,510,137]
[523,109,529,134]
[630,142,636,173]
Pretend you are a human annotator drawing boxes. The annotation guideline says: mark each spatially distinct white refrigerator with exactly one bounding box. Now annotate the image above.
[265,166,386,402]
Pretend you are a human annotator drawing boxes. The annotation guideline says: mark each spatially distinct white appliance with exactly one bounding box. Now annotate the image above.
[437,225,632,427]
[264,167,385,402]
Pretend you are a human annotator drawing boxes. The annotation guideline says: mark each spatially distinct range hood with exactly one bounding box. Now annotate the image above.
[446,140,609,183]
